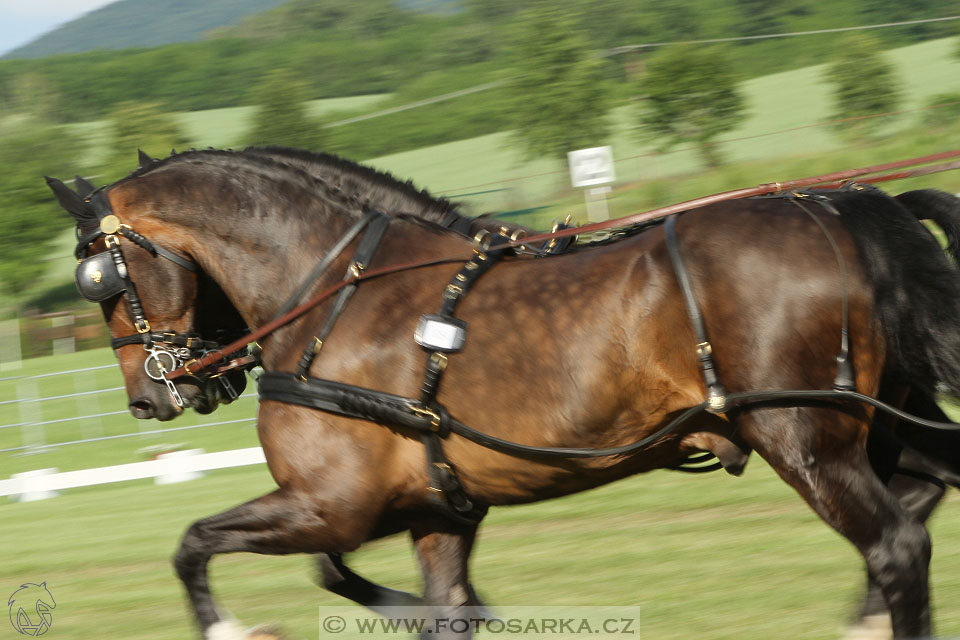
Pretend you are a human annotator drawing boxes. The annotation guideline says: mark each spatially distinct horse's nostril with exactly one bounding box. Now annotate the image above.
[129,398,155,419]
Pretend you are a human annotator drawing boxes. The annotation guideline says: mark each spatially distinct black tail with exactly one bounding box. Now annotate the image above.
[831,187,960,396]
[895,189,960,263]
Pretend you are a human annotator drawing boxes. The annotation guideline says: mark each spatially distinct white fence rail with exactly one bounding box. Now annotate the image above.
[1,447,266,501]
[2,361,263,500]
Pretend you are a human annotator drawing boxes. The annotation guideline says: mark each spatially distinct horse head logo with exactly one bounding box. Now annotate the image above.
[8,583,56,636]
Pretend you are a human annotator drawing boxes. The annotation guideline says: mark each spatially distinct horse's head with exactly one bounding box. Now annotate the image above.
[46,175,250,421]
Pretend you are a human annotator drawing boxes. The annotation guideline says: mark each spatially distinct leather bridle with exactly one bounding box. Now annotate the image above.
[74,192,253,406]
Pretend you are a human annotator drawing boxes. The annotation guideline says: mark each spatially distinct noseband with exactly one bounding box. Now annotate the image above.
[74,192,252,406]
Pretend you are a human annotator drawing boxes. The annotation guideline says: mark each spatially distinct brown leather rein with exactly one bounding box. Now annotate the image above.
[166,148,960,381]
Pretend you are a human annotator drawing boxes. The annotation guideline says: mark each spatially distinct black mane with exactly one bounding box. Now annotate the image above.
[241,146,517,237]
[244,147,464,220]
[107,149,476,240]
[108,147,526,239]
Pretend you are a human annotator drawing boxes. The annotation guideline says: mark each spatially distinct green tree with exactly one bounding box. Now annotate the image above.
[826,35,901,140]
[0,119,84,297]
[7,73,65,123]
[637,46,745,168]
[104,101,188,179]
[506,4,611,162]
[244,68,326,150]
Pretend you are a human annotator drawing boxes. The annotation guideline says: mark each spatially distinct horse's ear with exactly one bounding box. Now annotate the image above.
[45,177,95,225]
[138,148,154,167]
[74,175,96,197]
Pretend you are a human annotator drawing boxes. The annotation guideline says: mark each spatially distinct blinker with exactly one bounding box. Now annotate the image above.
[75,252,126,302]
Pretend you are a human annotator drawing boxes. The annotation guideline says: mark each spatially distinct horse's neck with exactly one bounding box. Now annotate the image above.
[186,210,357,328]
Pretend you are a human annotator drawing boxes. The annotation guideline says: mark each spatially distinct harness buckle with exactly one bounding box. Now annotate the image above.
[695,341,712,357]
[444,284,463,300]
[135,318,151,334]
[183,358,201,376]
[409,403,442,431]
[473,230,491,253]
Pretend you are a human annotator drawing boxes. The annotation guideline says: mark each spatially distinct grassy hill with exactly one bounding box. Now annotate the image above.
[11,37,960,316]
[2,0,290,60]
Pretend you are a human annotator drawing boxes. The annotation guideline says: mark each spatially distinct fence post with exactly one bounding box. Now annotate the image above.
[0,317,22,371]
[16,379,45,451]
[51,314,76,355]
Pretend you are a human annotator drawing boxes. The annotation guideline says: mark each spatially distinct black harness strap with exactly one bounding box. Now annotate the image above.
[276,210,384,319]
[294,212,391,380]
[783,192,856,391]
[663,215,729,413]
[412,234,511,525]
[111,331,225,351]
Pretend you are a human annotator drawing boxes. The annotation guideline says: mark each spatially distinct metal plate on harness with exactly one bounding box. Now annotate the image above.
[415,314,467,353]
[75,252,126,302]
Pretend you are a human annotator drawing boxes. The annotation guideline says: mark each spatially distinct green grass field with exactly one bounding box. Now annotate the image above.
[3,347,960,639]
[2,457,959,639]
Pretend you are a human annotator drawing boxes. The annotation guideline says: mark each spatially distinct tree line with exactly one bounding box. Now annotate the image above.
[0,0,957,308]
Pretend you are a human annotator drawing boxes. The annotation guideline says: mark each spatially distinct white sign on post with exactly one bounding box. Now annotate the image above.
[568,146,615,188]
[568,146,616,222]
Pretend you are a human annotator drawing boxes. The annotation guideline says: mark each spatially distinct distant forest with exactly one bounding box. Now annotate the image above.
[0,0,955,122]
[2,0,291,60]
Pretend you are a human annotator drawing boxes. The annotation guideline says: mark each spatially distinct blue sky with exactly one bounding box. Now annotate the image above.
[0,0,117,56]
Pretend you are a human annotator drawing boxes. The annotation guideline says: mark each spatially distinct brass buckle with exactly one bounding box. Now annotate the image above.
[135,318,151,334]
[409,404,442,430]
[429,352,448,371]
[427,462,452,494]
[104,234,120,248]
[444,284,463,300]
[183,358,201,376]
[349,262,365,279]
[695,341,712,357]
[473,230,490,253]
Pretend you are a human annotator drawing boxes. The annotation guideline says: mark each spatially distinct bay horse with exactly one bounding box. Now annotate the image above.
[236,147,960,638]
[48,149,960,639]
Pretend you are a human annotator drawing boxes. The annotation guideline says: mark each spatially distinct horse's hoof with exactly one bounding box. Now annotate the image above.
[206,620,247,640]
[841,614,893,640]
[205,621,286,640]
[247,626,287,640]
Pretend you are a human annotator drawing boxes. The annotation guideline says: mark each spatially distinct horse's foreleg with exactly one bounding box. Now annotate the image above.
[411,518,483,640]
[173,488,373,639]
[738,408,932,639]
